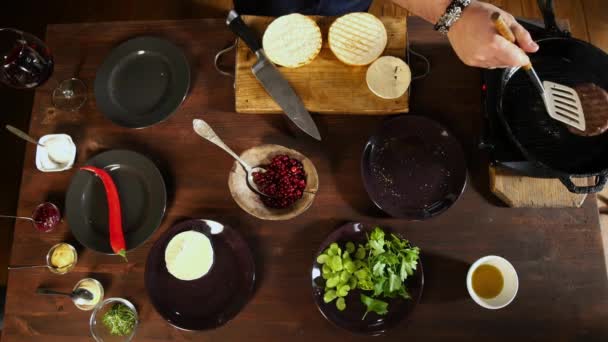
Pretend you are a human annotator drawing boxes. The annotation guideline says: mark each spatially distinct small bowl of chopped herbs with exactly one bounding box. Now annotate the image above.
[311,223,424,335]
[90,297,138,341]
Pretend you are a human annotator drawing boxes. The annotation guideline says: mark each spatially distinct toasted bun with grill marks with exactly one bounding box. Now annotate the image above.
[262,13,322,68]
[329,12,388,66]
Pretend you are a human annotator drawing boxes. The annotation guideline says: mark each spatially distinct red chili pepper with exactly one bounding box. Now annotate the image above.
[80,166,127,261]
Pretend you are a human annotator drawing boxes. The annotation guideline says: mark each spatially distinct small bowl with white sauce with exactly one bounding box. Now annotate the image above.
[35,134,77,172]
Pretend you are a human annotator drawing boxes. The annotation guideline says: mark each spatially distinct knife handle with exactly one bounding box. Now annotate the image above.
[226,10,262,53]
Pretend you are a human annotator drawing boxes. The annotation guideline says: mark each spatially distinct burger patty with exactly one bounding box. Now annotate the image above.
[567,83,608,137]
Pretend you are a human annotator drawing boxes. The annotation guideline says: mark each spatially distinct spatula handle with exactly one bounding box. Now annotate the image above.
[491,12,533,71]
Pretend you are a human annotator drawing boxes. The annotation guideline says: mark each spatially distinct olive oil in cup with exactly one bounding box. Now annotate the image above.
[466,256,518,309]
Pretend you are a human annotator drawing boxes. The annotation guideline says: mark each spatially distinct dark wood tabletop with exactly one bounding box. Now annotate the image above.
[3,17,608,341]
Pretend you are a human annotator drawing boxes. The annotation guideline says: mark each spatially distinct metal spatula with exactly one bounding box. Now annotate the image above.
[492,12,586,131]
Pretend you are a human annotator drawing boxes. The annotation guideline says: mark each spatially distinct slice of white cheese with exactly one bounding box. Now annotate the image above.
[329,12,388,66]
[366,56,411,99]
[165,230,214,281]
[263,13,322,68]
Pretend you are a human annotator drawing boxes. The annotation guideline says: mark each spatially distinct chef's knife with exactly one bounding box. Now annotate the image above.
[226,10,322,141]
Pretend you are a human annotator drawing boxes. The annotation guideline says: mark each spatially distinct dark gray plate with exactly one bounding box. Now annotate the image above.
[311,222,423,335]
[361,115,467,220]
[145,219,255,331]
[94,36,190,128]
[66,150,167,254]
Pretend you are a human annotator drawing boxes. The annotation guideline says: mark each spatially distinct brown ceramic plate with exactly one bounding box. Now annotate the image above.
[311,222,423,335]
[145,219,255,331]
[361,115,467,220]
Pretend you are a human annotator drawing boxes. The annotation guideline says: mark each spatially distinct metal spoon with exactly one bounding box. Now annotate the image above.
[5,125,65,164]
[9,243,78,274]
[0,214,38,223]
[192,119,271,198]
[36,288,94,306]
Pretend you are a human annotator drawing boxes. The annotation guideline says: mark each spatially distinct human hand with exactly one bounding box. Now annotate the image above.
[447,1,539,68]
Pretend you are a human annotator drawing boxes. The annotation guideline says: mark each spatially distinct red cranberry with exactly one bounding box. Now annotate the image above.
[252,155,307,209]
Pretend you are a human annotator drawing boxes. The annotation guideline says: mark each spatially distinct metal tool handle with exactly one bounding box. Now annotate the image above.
[226,10,262,54]
[214,39,237,79]
[537,0,566,36]
[492,12,545,96]
[192,119,252,173]
[0,215,34,222]
[8,265,48,270]
[491,12,533,71]
[36,288,71,297]
[5,125,41,146]
[559,174,608,194]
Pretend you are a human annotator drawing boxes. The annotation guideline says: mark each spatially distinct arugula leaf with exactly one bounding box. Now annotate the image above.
[361,294,388,319]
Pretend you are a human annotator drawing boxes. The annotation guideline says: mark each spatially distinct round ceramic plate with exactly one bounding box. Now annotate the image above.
[361,115,467,220]
[145,219,255,331]
[94,36,190,128]
[66,150,166,254]
[311,222,423,335]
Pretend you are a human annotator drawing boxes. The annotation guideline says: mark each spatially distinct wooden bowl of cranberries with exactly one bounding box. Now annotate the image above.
[228,144,319,220]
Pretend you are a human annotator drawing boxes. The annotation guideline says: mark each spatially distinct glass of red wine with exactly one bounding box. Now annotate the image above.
[0,28,87,111]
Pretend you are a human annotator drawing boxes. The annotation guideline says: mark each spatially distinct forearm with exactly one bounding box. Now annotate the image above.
[391,0,453,23]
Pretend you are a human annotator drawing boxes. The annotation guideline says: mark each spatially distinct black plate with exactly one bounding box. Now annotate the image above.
[94,36,190,128]
[311,222,423,335]
[361,115,467,220]
[66,150,166,254]
[145,219,255,331]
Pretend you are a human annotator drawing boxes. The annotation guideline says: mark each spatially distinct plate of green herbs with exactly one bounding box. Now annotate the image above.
[90,297,138,342]
[311,223,423,335]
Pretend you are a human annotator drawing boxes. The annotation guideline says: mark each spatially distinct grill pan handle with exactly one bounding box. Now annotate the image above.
[559,174,608,194]
[537,0,569,37]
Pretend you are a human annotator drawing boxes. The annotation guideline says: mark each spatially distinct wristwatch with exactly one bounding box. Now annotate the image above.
[434,0,472,35]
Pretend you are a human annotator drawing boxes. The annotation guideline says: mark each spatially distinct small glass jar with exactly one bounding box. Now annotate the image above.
[73,278,104,311]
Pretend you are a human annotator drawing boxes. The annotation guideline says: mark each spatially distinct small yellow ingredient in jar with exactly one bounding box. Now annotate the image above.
[51,244,75,269]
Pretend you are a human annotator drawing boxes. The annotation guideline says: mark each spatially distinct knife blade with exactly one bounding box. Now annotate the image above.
[226,10,322,141]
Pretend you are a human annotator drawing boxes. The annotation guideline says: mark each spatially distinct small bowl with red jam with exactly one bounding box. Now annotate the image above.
[228,144,319,220]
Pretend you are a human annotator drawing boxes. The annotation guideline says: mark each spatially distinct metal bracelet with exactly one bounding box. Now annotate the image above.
[434,0,472,35]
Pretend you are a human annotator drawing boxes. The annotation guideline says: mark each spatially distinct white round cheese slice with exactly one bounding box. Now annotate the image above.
[165,230,214,281]
[263,13,322,68]
[366,56,411,99]
[329,12,388,66]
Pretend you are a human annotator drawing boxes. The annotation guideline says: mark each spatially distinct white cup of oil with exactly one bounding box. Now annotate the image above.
[466,255,518,309]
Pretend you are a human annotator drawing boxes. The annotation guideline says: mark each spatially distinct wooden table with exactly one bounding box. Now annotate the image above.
[3,18,608,341]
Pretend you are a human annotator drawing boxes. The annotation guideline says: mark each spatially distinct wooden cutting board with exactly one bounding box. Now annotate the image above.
[235,15,408,114]
[490,166,590,208]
